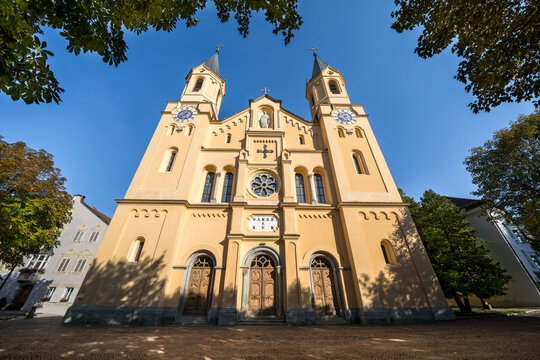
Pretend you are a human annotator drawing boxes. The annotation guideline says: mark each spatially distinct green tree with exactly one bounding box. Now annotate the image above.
[403,190,510,312]
[391,1,540,113]
[0,0,302,104]
[0,136,72,272]
[465,111,540,251]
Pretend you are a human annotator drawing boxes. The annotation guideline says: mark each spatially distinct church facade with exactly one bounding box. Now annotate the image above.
[64,48,454,325]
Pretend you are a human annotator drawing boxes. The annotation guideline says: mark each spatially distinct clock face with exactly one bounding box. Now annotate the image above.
[332,109,357,125]
[172,106,197,122]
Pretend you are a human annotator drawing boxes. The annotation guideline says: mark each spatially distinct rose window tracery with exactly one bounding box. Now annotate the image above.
[251,173,278,197]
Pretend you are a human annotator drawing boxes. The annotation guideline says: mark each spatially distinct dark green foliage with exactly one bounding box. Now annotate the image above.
[0,136,72,269]
[465,111,540,251]
[391,1,540,113]
[0,0,302,104]
[403,190,510,312]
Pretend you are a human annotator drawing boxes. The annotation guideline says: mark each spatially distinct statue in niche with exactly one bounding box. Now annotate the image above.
[259,111,270,128]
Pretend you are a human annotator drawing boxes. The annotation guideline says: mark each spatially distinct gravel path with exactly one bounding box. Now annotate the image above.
[0,314,539,359]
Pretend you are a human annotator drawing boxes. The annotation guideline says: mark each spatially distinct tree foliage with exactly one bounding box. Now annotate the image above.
[465,111,540,251]
[0,136,72,269]
[391,1,540,113]
[0,0,302,104]
[403,190,510,312]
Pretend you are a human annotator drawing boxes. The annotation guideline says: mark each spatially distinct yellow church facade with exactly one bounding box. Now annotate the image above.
[64,49,454,325]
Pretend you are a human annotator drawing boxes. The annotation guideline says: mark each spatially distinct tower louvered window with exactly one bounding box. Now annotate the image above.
[193,78,204,91]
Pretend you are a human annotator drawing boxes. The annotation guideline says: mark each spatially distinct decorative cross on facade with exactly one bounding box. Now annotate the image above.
[215,43,224,53]
[260,87,270,95]
[309,46,319,55]
[257,145,274,159]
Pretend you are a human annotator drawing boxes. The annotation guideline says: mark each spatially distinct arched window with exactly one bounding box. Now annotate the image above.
[337,128,345,138]
[165,150,177,172]
[201,172,215,202]
[193,78,204,92]
[352,152,369,175]
[295,174,306,203]
[355,128,362,138]
[299,135,304,145]
[128,238,145,263]
[381,240,397,265]
[221,172,234,202]
[166,125,175,136]
[314,174,326,204]
[225,134,231,143]
[311,93,316,107]
[328,80,340,94]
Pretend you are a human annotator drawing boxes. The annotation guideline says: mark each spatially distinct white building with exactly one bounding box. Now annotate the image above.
[0,195,110,315]
[447,197,540,307]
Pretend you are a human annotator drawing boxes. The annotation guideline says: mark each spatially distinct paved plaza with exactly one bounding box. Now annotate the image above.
[0,312,539,359]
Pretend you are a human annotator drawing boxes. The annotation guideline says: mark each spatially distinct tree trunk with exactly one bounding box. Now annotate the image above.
[480,298,492,310]
[453,294,466,312]
[463,296,472,313]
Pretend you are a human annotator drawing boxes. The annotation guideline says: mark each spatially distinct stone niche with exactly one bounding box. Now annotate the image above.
[257,106,274,130]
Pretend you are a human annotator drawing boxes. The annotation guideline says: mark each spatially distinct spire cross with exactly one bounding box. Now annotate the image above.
[215,43,224,53]
[260,87,270,95]
[309,46,319,56]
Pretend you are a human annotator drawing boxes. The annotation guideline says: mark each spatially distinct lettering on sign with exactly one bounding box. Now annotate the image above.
[248,216,278,232]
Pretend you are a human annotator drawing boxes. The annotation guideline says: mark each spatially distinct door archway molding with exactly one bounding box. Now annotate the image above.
[308,253,345,319]
[240,246,284,319]
[177,251,217,319]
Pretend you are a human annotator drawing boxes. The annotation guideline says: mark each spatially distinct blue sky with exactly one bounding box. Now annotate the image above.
[0,1,535,217]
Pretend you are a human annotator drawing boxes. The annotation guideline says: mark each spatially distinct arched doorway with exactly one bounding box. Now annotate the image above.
[248,254,276,317]
[183,255,214,316]
[310,256,340,316]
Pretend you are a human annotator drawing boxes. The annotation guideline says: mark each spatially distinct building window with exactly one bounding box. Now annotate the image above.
[62,287,74,302]
[56,258,71,272]
[338,128,345,138]
[201,172,215,202]
[193,78,204,91]
[355,128,362,138]
[73,259,88,273]
[88,231,100,243]
[328,80,340,94]
[165,150,177,172]
[314,174,326,204]
[26,254,50,270]
[381,240,397,265]
[72,230,85,242]
[531,255,540,270]
[42,286,56,302]
[128,239,145,263]
[166,125,175,136]
[225,134,231,143]
[299,135,304,145]
[352,153,368,175]
[295,174,306,203]
[221,172,234,202]
[511,228,525,243]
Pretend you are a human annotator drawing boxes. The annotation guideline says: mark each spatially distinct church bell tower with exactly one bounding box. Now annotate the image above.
[180,45,226,120]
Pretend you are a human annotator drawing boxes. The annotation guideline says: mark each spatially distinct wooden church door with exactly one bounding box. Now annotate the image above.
[248,255,276,316]
[311,257,339,316]
[183,256,213,316]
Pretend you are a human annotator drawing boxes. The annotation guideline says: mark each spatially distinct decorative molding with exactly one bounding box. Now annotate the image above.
[191,212,228,218]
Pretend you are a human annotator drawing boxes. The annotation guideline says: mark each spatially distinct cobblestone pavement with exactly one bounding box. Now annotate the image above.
[0,313,539,359]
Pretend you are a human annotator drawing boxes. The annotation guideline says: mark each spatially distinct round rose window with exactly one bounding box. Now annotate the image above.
[251,173,278,197]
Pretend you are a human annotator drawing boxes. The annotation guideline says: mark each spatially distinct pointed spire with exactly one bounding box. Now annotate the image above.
[204,43,223,75]
[310,46,328,79]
